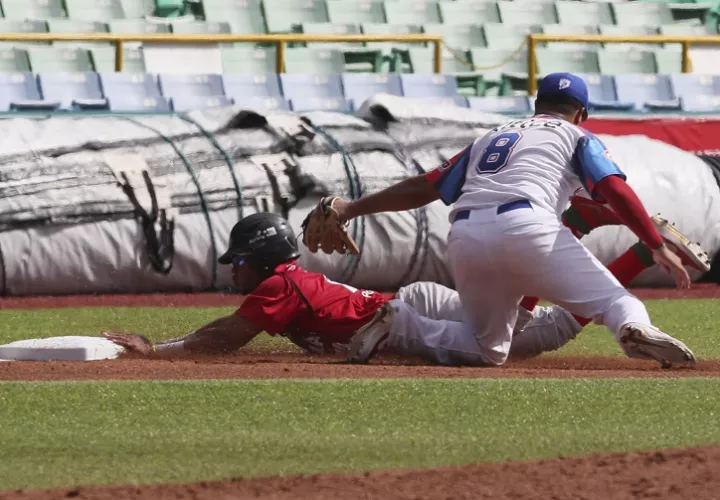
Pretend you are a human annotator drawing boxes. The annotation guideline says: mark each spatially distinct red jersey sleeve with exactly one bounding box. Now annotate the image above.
[235,275,306,334]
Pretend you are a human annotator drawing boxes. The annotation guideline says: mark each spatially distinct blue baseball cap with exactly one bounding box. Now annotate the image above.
[537,72,589,120]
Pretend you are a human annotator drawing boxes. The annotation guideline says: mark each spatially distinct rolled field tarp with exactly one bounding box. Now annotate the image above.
[0,96,717,296]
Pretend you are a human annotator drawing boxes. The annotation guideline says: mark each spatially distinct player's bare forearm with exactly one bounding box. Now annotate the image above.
[106,315,262,358]
[167,315,262,354]
[344,175,440,220]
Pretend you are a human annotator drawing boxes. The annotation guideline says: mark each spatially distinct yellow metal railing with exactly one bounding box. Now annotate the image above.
[0,33,444,73]
[527,34,720,95]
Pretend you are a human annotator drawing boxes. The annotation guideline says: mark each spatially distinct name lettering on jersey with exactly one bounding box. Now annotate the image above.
[492,117,565,133]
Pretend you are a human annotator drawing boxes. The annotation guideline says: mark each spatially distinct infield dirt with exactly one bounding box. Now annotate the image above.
[1,287,719,499]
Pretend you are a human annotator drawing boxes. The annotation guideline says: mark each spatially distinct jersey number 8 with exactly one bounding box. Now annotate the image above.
[476,132,521,174]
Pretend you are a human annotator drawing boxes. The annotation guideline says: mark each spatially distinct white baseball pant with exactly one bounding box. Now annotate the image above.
[418,204,650,365]
[392,281,583,366]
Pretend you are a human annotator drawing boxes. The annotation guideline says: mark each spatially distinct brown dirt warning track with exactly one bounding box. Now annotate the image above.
[1,286,719,499]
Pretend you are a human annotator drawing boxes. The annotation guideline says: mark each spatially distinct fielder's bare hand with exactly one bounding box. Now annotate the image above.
[103,332,154,355]
[652,245,691,289]
[329,197,351,221]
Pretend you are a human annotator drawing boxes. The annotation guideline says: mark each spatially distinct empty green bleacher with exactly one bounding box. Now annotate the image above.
[0,0,716,112]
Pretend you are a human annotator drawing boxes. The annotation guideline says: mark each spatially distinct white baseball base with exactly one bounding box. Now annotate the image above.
[0,336,126,361]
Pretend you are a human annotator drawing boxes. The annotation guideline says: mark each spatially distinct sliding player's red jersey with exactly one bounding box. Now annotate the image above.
[235,261,391,353]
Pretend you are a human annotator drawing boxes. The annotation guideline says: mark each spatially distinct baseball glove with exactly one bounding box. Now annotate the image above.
[301,197,360,255]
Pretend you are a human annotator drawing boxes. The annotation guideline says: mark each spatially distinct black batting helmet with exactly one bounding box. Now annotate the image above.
[218,213,300,271]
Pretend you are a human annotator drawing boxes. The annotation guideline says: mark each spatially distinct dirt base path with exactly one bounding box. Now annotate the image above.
[1,354,719,381]
[7,445,720,500]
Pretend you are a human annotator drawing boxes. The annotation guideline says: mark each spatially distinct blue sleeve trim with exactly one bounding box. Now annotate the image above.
[572,134,626,201]
[434,146,472,205]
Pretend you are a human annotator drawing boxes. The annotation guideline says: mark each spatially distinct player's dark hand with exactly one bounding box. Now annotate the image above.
[103,332,154,355]
[652,245,691,289]
[330,197,351,222]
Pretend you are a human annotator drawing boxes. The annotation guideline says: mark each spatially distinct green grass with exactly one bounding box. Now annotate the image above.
[1,378,720,490]
[1,299,719,491]
[0,299,718,357]
[546,299,720,358]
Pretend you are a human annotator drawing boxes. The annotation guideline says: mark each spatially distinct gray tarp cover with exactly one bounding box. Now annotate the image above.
[0,94,717,295]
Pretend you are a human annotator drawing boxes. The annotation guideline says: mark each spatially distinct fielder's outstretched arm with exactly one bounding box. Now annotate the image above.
[340,174,440,220]
[103,314,263,357]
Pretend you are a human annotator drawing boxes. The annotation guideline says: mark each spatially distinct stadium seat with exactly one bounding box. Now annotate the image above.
[300,22,362,47]
[99,73,170,112]
[300,23,381,72]
[37,72,110,110]
[658,24,715,37]
[279,74,344,104]
[422,23,485,51]
[120,0,155,18]
[384,1,441,26]
[536,48,600,75]
[597,26,661,51]
[669,74,720,111]
[157,74,228,111]
[613,74,681,112]
[597,49,656,74]
[284,48,346,74]
[482,23,542,50]
[0,48,31,72]
[64,0,126,20]
[0,72,60,111]
[393,46,479,93]
[27,47,95,72]
[400,47,481,96]
[497,1,558,26]
[221,73,282,103]
[169,95,233,111]
[340,72,402,108]
[412,95,468,107]
[170,21,232,34]
[289,96,353,112]
[232,95,291,112]
[0,0,66,19]
[575,73,634,112]
[469,48,529,95]
[91,47,146,73]
[263,0,328,33]
[201,0,266,34]
[467,96,531,114]
[654,48,683,74]
[438,1,500,25]
[108,20,170,34]
[47,20,111,47]
[221,47,277,74]
[540,25,600,50]
[361,23,423,52]
[678,95,720,113]
[399,73,458,98]
[326,1,386,25]
[154,0,190,17]
[555,2,613,26]
[612,2,674,26]
[0,21,50,47]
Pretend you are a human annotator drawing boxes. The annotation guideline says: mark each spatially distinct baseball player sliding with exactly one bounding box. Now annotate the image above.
[105,206,709,366]
[302,72,701,369]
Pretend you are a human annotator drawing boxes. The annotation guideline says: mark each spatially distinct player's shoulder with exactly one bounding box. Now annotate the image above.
[490,114,585,137]
[250,272,288,297]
